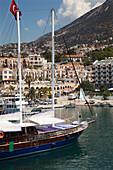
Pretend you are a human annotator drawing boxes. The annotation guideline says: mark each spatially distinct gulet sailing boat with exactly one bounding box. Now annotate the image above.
[0,1,89,160]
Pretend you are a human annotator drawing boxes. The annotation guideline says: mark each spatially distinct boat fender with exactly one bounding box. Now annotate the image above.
[52,142,56,147]
[0,131,4,139]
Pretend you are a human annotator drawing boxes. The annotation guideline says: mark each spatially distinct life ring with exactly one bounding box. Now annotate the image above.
[0,131,4,139]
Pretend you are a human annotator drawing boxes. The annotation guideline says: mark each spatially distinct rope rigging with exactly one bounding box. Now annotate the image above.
[54,10,94,117]
[3,17,14,45]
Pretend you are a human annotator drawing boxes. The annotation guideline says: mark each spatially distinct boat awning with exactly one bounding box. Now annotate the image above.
[29,117,65,125]
[17,122,36,127]
[0,112,21,121]
[27,110,65,125]
[0,120,21,132]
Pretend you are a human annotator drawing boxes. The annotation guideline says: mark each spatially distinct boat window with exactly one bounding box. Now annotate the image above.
[27,127,37,134]
[10,132,18,138]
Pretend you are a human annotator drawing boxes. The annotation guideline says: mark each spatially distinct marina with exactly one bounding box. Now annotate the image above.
[0,0,112,169]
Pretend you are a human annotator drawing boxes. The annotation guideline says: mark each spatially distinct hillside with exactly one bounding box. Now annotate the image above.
[32,0,113,49]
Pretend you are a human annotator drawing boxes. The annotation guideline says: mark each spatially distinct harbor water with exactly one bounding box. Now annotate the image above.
[0,106,113,170]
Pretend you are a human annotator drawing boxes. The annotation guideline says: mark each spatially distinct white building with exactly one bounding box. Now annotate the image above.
[0,68,14,81]
[28,54,47,69]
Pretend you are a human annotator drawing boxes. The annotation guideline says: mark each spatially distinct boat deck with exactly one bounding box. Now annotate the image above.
[37,126,62,132]
[37,124,82,133]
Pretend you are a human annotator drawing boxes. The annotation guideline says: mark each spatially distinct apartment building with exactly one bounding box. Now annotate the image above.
[0,57,29,69]
[28,54,47,69]
[92,59,113,88]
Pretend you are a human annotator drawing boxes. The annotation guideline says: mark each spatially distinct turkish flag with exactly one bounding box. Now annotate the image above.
[9,0,22,20]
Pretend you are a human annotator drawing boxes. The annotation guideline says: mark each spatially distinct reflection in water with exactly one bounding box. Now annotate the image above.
[0,106,113,170]
[0,142,85,170]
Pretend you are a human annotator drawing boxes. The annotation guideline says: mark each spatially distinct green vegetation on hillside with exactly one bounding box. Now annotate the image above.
[84,47,113,66]
[42,49,76,63]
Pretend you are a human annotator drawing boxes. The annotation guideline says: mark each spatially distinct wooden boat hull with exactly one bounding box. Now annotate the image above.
[0,130,83,160]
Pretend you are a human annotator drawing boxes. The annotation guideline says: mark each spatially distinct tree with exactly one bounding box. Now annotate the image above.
[39,77,43,81]
[27,87,36,100]
[102,90,110,100]
[9,53,13,58]
[42,50,52,62]
[77,80,95,93]
[9,85,15,96]
[99,84,110,100]
[25,75,33,89]
[99,84,107,93]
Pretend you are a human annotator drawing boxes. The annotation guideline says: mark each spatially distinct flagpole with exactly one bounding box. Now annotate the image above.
[17,10,22,124]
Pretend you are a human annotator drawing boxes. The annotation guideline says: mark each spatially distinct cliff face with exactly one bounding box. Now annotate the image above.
[34,0,113,48]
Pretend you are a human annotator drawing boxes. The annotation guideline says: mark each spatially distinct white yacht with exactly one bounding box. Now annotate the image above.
[0,94,28,113]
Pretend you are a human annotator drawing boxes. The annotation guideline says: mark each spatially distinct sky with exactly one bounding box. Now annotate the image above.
[0,0,106,46]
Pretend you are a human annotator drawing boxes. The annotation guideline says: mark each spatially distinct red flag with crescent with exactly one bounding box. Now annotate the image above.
[9,0,22,20]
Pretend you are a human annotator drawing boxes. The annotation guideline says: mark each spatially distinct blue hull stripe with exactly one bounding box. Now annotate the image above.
[0,132,82,160]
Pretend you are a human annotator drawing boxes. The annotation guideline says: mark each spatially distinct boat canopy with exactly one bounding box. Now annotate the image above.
[0,112,21,121]
[0,120,21,132]
[27,110,65,125]
[17,122,36,127]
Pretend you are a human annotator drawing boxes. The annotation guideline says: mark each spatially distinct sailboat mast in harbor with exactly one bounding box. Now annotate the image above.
[17,10,22,124]
[9,0,22,123]
[51,8,55,111]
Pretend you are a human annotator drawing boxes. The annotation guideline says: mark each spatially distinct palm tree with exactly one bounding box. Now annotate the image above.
[27,87,36,101]
[24,75,33,89]
[9,85,15,96]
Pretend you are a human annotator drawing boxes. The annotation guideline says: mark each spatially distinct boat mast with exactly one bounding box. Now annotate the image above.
[17,10,22,124]
[51,8,55,111]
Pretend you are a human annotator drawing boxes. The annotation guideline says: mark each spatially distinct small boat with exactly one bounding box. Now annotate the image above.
[31,107,42,112]
[65,103,76,108]
[94,102,104,107]
[68,93,76,100]
[94,102,101,107]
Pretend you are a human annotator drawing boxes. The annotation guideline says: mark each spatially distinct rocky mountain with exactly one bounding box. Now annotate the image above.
[32,0,113,50]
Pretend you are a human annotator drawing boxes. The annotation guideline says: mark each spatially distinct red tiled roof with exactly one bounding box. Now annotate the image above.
[60,62,83,66]
[4,78,16,81]
[42,69,49,71]
[0,68,6,70]
[65,55,86,58]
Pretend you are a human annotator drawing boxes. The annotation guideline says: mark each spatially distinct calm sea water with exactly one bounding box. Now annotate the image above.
[0,106,113,170]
